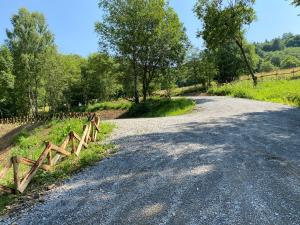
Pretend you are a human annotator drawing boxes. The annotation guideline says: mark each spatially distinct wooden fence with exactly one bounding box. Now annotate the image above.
[240,68,300,81]
[0,114,101,194]
[0,112,93,125]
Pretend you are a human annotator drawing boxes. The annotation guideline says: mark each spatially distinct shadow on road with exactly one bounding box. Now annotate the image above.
[7,105,300,225]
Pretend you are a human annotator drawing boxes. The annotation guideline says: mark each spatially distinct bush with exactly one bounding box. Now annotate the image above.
[126,97,195,118]
[281,56,300,69]
[260,60,276,72]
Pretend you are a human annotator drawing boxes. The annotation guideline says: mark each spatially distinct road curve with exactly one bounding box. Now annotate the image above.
[1,96,300,225]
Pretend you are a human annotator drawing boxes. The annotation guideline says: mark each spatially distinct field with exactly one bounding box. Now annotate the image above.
[208,79,300,107]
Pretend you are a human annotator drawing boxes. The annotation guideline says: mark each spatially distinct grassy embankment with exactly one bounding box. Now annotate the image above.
[0,118,115,214]
[80,97,196,117]
[208,79,300,107]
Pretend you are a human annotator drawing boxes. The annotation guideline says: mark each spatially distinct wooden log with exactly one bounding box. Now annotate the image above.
[71,132,88,148]
[51,154,61,166]
[69,132,77,153]
[93,117,101,142]
[92,120,100,132]
[0,159,12,179]
[75,125,89,156]
[85,123,92,143]
[0,185,15,194]
[47,150,52,166]
[18,142,52,193]
[19,157,51,171]
[12,156,20,190]
[60,135,70,150]
[51,144,71,156]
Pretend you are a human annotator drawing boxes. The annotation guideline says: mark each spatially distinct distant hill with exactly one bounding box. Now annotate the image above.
[255,33,300,72]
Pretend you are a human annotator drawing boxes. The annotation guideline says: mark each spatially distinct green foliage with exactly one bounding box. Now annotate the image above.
[260,60,276,72]
[180,48,218,88]
[280,56,300,69]
[291,0,300,6]
[81,53,123,102]
[214,41,258,83]
[85,100,133,112]
[194,0,258,85]
[126,97,195,117]
[6,8,54,115]
[11,118,86,160]
[208,79,300,107]
[0,45,14,116]
[96,0,188,102]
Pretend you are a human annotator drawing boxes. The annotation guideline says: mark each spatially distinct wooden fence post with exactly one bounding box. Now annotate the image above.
[12,156,20,191]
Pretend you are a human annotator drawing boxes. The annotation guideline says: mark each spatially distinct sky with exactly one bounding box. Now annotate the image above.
[0,0,300,56]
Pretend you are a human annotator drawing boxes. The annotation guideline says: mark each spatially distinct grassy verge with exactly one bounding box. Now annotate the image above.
[155,85,206,97]
[126,97,196,118]
[208,79,300,107]
[0,118,115,214]
[74,100,132,112]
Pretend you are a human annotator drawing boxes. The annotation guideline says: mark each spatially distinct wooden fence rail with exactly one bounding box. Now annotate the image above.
[0,112,94,125]
[240,68,300,81]
[0,115,101,194]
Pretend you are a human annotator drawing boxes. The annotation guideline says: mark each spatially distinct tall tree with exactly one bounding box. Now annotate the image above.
[194,0,258,85]
[291,0,300,6]
[0,46,14,116]
[6,8,54,115]
[96,0,187,102]
[81,53,121,103]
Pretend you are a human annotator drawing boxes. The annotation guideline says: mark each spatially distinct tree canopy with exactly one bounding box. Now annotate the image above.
[194,0,258,85]
[96,0,187,102]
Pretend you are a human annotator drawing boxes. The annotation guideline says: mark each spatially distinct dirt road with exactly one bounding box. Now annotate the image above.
[2,96,300,225]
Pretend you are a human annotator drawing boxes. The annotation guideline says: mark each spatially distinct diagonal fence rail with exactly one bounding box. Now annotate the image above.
[0,115,101,194]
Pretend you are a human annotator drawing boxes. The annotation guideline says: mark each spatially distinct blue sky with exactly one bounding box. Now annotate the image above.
[0,0,300,56]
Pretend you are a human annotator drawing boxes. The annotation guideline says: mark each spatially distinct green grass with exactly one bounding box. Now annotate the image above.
[155,85,206,97]
[75,100,133,112]
[0,118,115,214]
[208,79,300,107]
[126,97,196,118]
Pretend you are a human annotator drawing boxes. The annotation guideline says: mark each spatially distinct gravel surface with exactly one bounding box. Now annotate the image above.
[1,96,300,225]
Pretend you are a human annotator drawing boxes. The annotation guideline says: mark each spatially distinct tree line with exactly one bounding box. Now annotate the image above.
[0,0,298,116]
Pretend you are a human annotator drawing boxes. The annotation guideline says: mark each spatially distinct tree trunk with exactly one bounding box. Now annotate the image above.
[235,39,257,86]
[133,71,139,104]
[132,56,139,104]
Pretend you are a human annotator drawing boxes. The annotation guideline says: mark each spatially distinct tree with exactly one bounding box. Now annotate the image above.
[81,53,122,103]
[6,8,54,115]
[41,47,67,112]
[260,60,275,72]
[96,0,187,102]
[281,55,300,68]
[182,49,218,88]
[60,54,86,108]
[291,0,300,7]
[213,41,258,83]
[194,0,258,85]
[0,46,14,116]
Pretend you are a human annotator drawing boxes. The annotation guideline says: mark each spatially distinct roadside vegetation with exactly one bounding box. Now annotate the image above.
[208,79,300,107]
[77,97,195,118]
[126,98,195,118]
[0,118,115,214]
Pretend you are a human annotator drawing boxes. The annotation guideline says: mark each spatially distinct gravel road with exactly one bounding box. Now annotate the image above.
[1,96,300,225]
